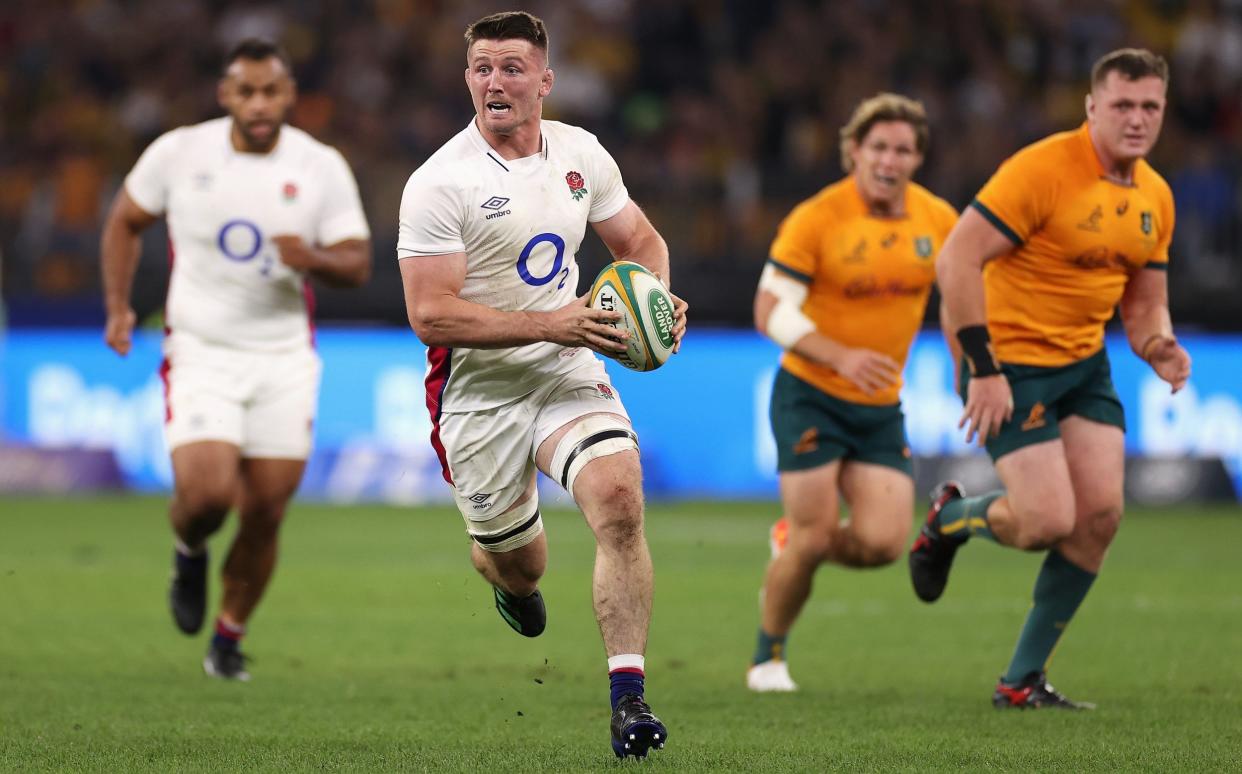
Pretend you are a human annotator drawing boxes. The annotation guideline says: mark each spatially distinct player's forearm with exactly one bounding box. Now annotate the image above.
[789,330,847,370]
[615,231,670,288]
[1120,299,1174,359]
[937,249,1003,376]
[935,251,987,329]
[305,240,372,288]
[100,216,143,314]
[408,294,550,349]
[939,300,963,367]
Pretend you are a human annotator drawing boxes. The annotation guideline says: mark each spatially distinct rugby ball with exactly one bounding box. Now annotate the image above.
[589,261,676,372]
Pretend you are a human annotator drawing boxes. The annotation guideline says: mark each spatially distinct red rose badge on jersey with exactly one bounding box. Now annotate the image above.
[283,182,298,202]
[566,171,588,201]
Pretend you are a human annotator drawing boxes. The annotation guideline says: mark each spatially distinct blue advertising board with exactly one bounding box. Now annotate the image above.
[2,329,1239,500]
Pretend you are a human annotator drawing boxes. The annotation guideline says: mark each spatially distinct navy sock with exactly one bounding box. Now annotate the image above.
[212,618,245,652]
[753,629,787,665]
[174,549,206,577]
[609,669,645,710]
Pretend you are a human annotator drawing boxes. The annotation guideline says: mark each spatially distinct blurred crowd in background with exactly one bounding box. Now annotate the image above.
[2,0,1240,329]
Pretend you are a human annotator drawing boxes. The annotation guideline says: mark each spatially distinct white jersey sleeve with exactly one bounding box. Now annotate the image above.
[584,133,629,223]
[315,148,371,246]
[124,128,186,216]
[397,172,467,258]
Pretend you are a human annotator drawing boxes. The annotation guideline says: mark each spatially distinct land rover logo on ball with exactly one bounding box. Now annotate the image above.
[648,290,674,349]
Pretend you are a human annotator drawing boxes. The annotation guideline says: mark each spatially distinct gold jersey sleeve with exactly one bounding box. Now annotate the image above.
[972,123,1176,366]
[768,177,957,405]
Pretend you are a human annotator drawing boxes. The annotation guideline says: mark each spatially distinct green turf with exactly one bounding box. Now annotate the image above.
[2,496,1240,772]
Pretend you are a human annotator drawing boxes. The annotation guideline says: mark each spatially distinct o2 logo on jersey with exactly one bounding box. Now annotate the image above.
[217,219,276,275]
[217,219,263,261]
[516,232,570,289]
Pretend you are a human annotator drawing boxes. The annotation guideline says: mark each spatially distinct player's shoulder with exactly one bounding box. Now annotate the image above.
[400,126,480,204]
[542,120,615,162]
[541,119,597,145]
[149,117,228,151]
[1004,127,1082,170]
[1136,159,1173,203]
[907,182,959,223]
[791,178,855,220]
[275,124,353,168]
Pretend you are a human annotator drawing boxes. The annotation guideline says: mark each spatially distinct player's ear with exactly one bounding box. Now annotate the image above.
[217,78,230,111]
[1084,92,1094,121]
[844,139,859,172]
[541,67,554,98]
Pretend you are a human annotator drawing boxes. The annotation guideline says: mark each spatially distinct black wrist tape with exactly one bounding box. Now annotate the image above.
[957,325,1001,377]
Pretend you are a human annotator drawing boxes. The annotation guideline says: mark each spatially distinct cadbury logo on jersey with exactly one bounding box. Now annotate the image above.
[481,196,512,220]
[1071,245,1137,271]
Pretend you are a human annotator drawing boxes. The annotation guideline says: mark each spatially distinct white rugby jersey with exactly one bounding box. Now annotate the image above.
[125,117,370,351]
[398,119,630,412]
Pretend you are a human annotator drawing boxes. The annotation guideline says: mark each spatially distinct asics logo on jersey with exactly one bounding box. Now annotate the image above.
[481,196,512,220]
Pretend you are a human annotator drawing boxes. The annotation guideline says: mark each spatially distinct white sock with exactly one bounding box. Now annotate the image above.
[608,654,645,674]
[174,537,205,557]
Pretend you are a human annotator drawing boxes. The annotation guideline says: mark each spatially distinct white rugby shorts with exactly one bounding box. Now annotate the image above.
[436,357,631,537]
[161,331,321,459]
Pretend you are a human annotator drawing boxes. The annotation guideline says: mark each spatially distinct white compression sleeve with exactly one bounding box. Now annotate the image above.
[758,263,815,349]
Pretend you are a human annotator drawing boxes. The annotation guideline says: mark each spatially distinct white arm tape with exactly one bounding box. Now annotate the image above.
[759,263,815,349]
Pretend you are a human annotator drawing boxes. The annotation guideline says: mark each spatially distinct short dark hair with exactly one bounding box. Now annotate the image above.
[1091,48,1169,88]
[839,93,929,173]
[464,11,549,59]
[222,38,292,75]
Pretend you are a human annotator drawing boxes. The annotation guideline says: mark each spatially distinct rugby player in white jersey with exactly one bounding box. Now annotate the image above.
[100,39,372,681]
[397,11,687,760]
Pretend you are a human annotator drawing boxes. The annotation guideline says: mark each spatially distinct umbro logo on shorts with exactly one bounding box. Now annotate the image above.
[468,493,494,510]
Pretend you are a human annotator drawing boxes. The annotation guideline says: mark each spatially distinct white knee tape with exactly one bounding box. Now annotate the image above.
[469,495,543,553]
[549,415,639,496]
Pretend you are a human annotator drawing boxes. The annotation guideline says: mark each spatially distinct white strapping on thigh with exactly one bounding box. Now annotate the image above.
[468,494,544,553]
[548,414,638,496]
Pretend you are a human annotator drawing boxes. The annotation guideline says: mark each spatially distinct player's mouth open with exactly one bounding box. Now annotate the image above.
[487,102,511,114]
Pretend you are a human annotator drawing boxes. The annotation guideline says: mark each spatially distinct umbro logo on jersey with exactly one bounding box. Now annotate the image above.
[481,196,512,220]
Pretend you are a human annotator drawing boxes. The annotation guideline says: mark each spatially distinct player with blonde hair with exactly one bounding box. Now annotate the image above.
[748,93,957,692]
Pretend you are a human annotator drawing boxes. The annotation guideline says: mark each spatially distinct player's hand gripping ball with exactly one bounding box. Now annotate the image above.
[589,261,676,372]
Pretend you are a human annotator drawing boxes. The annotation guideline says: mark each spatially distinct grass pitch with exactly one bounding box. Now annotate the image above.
[1,496,1240,772]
